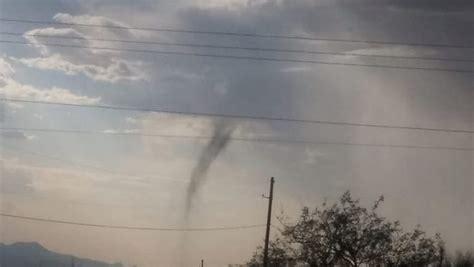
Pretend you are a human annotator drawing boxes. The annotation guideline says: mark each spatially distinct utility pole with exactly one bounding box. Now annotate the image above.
[200,259,204,267]
[262,177,275,267]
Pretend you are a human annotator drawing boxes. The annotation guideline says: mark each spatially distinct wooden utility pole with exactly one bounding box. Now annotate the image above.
[201,259,204,267]
[262,177,275,267]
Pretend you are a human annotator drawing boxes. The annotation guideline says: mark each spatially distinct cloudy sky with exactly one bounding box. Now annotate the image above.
[0,0,472,266]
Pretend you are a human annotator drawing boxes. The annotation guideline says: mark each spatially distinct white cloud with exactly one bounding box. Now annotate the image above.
[0,56,99,123]
[0,57,15,88]
[0,57,15,78]
[53,13,150,38]
[191,0,247,9]
[333,46,437,62]
[304,147,325,165]
[212,82,228,96]
[101,129,140,134]
[0,77,100,105]
[14,55,147,83]
[347,46,425,57]
[0,129,37,141]
[33,113,44,120]
[16,13,150,83]
[23,27,87,56]
[125,116,139,124]
[280,65,312,73]
[1,57,99,104]
[1,130,29,140]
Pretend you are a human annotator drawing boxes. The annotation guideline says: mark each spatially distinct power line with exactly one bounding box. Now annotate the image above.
[1,40,473,73]
[0,213,266,231]
[1,144,186,184]
[1,18,472,49]
[1,127,472,151]
[1,98,473,134]
[2,31,472,63]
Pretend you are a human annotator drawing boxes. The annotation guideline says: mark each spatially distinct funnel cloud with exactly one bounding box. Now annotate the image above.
[184,120,235,217]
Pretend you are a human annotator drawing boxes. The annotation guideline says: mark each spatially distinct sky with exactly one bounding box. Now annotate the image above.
[0,0,473,266]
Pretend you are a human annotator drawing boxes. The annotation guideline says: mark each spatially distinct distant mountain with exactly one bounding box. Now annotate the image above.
[0,242,124,267]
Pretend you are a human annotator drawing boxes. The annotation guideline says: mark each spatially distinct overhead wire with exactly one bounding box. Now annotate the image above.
[0,213,266,231]
[1,31,472,63]
[1,127,472,151]
[1,40,472,74]
[1,99,473,134]
[1,18,472,49]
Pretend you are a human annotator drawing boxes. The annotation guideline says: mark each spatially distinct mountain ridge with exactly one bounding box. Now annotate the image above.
[0,242,124,267]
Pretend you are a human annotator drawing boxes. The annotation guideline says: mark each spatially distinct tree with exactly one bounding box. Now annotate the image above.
[436,233,446,267]
[453,251,474,267]
[247,237,291,267]
[387,226,444,267]
[385,224,419,266]
[246,191,448,267]
[332,192,396,267]
[281,203,340,267]
[280,192,398,267]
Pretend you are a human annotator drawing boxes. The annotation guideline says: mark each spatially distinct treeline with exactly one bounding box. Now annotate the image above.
[248,192,473,267]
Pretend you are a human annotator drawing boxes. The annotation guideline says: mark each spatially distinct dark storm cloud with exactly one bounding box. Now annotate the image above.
[178,0,350,40]
[340,4,473,48]
[383,0,474,12]
[174,0,472,119]
[178,0,473,47]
